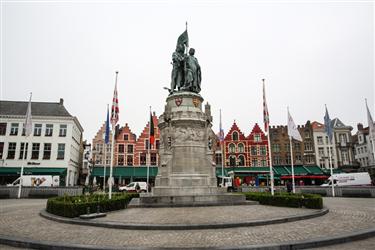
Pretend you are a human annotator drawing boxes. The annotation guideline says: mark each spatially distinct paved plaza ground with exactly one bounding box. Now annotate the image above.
[0,197,374,249]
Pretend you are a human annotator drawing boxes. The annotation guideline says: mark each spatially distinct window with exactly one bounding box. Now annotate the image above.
[261,159,267,166]
[19,143,29,160]
[254,134,261,142]
[145,140,149,150]
[260,146,267,155]
[238,155,245,166]
[0,123,7,135]
[140,153,146,165]
[295,154,302,162]
[318,147,325,157]
[284,143,290,152]
[10,123,19,136]
[34,124,42,136]
[304,143,313,152]
[232,132,238,141]
[273,156,281,165]
[118,144,124,153]
[305,155,314,164]
[59,124,67,137]
[304,132,310,138]
[127,155,133,166]
[339,134,347,143]
[31,143,40,159]
[118,155,124,165]
[252,159,258,167]
[57,143,65,159]
[294,142,301,151]
[317,136,323,145]
[43,143,51,159]
[156,140,160,149]
[228,144,235,153]
[272,144,280,153]
[286,154,291,165]
[229,156,236,166]
[127,145,133,153]
[238,143,244,153]
[124,134,129,141]
[215,153,222,165]
[151,153,157,165]
[7,142,16,159]
[45,124,53,136]
[341,150,349,164]
[251,146,257,156]
[0,142,4,158]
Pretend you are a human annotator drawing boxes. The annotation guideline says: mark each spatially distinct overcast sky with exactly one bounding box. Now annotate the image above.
[1,0,374,141]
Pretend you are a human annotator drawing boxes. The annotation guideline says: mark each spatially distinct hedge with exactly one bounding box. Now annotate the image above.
[46,193,139,218]
[244,192,323,209]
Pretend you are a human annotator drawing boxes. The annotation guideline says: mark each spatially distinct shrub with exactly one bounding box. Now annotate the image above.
[46,193,139,218]
[244,192,323,209]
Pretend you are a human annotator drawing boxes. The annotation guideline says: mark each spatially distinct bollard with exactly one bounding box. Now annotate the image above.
[86,207,90,215]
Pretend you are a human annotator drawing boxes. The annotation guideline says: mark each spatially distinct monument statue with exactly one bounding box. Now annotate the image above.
[169,28,201,94]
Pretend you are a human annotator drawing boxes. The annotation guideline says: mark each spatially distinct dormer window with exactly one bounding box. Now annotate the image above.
[254,134,261,142]
[232,131,238,141]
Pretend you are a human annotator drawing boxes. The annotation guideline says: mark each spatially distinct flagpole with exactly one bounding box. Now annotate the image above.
[220,109,224,186]
[267,131,274,196]
[263,79,274,196]
[289,136,295,194]
[328,143,335,197]
[109,71,119,200]
[366,99,375,163]
[147,106,151,193]
[18,92,32,199]
[103,143,106,192]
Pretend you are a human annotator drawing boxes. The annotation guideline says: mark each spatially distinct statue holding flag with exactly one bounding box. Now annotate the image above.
[169,25,202,94]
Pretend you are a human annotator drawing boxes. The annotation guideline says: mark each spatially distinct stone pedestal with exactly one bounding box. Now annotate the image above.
[139,91,245,206]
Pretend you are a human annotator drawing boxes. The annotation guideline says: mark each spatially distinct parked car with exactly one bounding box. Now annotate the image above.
[119,182,148,192]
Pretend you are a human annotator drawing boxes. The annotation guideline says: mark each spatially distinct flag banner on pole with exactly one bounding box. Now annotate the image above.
[263,80,270,132]
[287,109,302,141]
[111,73,119,126]
[177,29,189,48]
[150,112,155,145]
[366,100,375,139]
[24,93,32,137]
[105,105,110,144]
[219,109,224,142]
[324,106,333,143]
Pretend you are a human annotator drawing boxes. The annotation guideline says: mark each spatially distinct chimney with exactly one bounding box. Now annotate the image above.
[59,98,64,105]
[357,123,363,131]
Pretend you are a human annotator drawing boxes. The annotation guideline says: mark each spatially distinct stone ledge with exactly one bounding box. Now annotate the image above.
[79,212,107,219]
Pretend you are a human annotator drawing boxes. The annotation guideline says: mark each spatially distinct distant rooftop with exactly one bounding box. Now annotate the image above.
[0,98,72,117]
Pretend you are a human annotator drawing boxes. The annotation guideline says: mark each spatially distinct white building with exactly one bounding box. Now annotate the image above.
[0,99,83,186]
[331,118,355,170]
[353,123,374,168]
[312,121,338,169]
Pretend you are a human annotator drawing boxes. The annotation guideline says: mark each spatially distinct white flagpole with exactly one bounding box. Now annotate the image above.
[267,131,274,196]
[220,109,224,186]
[328,144,335,197]
[366,99,375,163]
[289,136,295,193]
[109,71,119,200]
[147,106,151,193]
[103,143,106,192]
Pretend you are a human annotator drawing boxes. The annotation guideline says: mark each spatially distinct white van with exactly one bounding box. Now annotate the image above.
[321,172,371,187]
[119,182,148,192]
[7,175,60,187]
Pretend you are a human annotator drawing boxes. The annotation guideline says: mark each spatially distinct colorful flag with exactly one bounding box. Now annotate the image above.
[219,109,224,142]
[24,93,32,137]
[149,112,155,146]
[324,106,333,143]
[105,105,110,144]
[263,79,270,132]
[287,109,302,141]
[366,100,375,140]
[111,73,119,126]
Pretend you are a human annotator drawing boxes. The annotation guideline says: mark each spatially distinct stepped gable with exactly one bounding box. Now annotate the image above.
[116,123,137,142]
[224,121,246,141]
[311,121,324,130]
[247,123,267,142]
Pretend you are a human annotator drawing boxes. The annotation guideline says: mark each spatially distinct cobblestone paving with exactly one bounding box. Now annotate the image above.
[310,237,375,250]
[0,198,374,249]
[95,204,315,224]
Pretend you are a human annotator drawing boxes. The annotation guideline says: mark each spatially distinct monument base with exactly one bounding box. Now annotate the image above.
[132,193,250,208]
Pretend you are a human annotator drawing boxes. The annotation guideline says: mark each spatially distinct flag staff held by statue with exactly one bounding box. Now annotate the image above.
[109,71,119,200]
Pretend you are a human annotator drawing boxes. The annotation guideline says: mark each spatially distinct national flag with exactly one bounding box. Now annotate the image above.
[149,112,155,146]
[111,73,119,126]
[105,105,110,144]
[366,100,375,140]
[324,105,333,143]
[263,79,270,132]
[177,29,189,48]
[24,93,32,137]
[219,109,224,142]
[287,109,302,141]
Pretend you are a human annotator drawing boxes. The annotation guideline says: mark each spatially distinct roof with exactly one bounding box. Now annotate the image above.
[331,118,353,130]
[0,100,72,117]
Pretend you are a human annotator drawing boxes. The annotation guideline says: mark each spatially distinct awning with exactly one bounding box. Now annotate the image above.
[91,166,158,178]
[0,167,67,176]
[281,175,328,179]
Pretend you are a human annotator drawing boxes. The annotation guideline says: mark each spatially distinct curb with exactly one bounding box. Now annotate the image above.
[1,227,375,250]
[40,207,329,230]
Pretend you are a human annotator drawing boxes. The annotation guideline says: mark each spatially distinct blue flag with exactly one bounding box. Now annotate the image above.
[324,106,333,143]
[105,105,110,144]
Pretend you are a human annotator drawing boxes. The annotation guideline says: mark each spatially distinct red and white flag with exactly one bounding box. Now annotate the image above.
[263,79,270,132]
[111,72,119,126]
